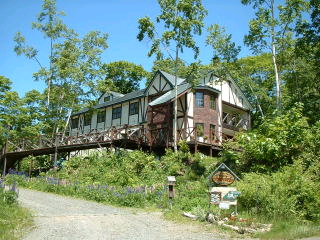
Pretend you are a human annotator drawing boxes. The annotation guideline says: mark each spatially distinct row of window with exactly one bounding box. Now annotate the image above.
[71,102,139,128]
[195,92,216,109]
[195,123,215,137]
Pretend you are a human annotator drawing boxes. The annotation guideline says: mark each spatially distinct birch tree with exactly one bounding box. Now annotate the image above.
[13,0,108,135]
[241,0,308,110]
[137,0,207,151]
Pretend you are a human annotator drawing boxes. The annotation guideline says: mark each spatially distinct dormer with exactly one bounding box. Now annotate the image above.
[98,91,125,104]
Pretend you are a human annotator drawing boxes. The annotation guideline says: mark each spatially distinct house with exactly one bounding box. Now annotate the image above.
[68,70,252,152]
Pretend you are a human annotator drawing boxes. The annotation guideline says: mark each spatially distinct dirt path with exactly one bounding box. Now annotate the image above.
[19,188,238,240]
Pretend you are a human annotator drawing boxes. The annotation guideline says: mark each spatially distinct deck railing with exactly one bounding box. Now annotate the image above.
[3,123,239,155]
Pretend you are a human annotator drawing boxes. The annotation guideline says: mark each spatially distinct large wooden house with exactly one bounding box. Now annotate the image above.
[68,70,252,153]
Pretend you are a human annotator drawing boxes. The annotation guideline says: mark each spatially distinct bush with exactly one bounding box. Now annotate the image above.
[0,181,32,240]
[221,104,317,173]
[237,161,320,221]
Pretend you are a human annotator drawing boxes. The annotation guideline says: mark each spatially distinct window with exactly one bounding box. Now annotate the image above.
[239,96,243,105]
[104,96,110,102]
[97,109,106,123]
[129,102,139,115]
[195,92,204,107]
[71,117,78,129]
[195,123,204,137]
[210,124,215,141]
[84,113,92,126]
[210,95,216,109]
[112,107,122,120]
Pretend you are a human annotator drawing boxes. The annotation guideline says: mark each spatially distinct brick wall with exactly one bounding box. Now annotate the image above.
[193,90,219,140]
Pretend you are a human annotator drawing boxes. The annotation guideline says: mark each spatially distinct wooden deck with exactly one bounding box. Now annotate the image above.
[0,125,222,174]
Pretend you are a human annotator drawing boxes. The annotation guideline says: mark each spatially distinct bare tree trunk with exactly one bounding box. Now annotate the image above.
[272,43,281,109]
[173,44,179,152]
[271,0,281,109]
[47,37,53,106]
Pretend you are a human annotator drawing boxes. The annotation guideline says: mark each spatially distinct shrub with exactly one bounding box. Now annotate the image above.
[237,161,320,221]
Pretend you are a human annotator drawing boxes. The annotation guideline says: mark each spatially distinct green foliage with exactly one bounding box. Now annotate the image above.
[58,150,163,186]
[222,103,315,173]
[256,221,320,239]
[242,0,309,109]
[0,181,32,240]
[19,155,51,174]
[206,24,241,63]
[137,0,207,60]
[0,202,32,240]
[100,61,148,94]
[8,147,218,213]
[13,0,109,135]
[237,161,320,221]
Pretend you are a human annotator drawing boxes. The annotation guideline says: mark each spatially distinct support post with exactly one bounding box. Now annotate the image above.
[2,141,7,177]
[54,134,58,167]
[195,128,198,153]
[2,156,7,177]
[217,88,223,144]
[29,156,33,177]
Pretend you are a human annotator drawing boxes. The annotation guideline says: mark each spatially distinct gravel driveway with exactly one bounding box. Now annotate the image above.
[19,189,235,240]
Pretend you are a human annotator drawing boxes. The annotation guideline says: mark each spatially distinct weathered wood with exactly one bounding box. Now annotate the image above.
[1,125,224,172]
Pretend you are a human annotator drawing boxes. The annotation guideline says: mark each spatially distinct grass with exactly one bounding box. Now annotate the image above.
[256,220,320,240]
[0,203,33,240]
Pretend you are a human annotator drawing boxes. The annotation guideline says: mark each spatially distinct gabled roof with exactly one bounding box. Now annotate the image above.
[149,83,190,106]
[97,91,124,102]
[159,70,185,86]
[204,71,253,110]
[223,75,253,111]
[144,70,186,94]
[72,89,145,115]
[96,89,145,109]
[149,83,221,107]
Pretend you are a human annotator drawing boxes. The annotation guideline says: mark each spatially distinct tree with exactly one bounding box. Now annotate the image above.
[0,77,45,149]
[222,103,311,173]
[99,61,148,94]
[288,0,320,123]
[0,76,16,147]
[205,24,268,119]
[14,0,108,135]
[137,0,207,151]
[241,0,308,110]
[206,24,241,63]
[14,0,70,106]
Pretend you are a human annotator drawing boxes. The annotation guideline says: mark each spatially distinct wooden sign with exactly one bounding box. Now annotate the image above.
[208,163,240,187]
[212,171,235,186]
[210,187,240,206]
[210,191,221,205]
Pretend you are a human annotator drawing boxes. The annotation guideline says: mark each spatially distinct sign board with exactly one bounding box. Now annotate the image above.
[210,191,221,205]
[223,191,241,201]
[210,187,240,206]
[208,163,240,187]
[219,202,230,209]
[212,171,235,186]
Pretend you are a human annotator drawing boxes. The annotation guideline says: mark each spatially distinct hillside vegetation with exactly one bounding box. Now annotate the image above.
[7,105,320,238]
[0,181,32,240]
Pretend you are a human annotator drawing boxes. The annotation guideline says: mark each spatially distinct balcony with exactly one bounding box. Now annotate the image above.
[222,113,249,131]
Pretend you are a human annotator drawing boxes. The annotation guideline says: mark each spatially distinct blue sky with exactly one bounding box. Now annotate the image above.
[0,0,255,97]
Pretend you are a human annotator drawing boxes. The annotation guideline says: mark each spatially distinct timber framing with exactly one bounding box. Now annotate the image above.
[1,70,253,174]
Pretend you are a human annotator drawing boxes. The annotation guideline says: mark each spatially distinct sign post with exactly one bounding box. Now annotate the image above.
[208,163,240,213]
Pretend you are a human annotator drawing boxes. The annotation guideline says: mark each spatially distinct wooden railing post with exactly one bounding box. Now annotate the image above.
[195,127,198,153]
[2,141,7,177]
[54,134,58,167]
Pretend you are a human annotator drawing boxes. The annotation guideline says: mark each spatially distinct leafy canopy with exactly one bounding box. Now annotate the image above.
[137,0,207,60]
